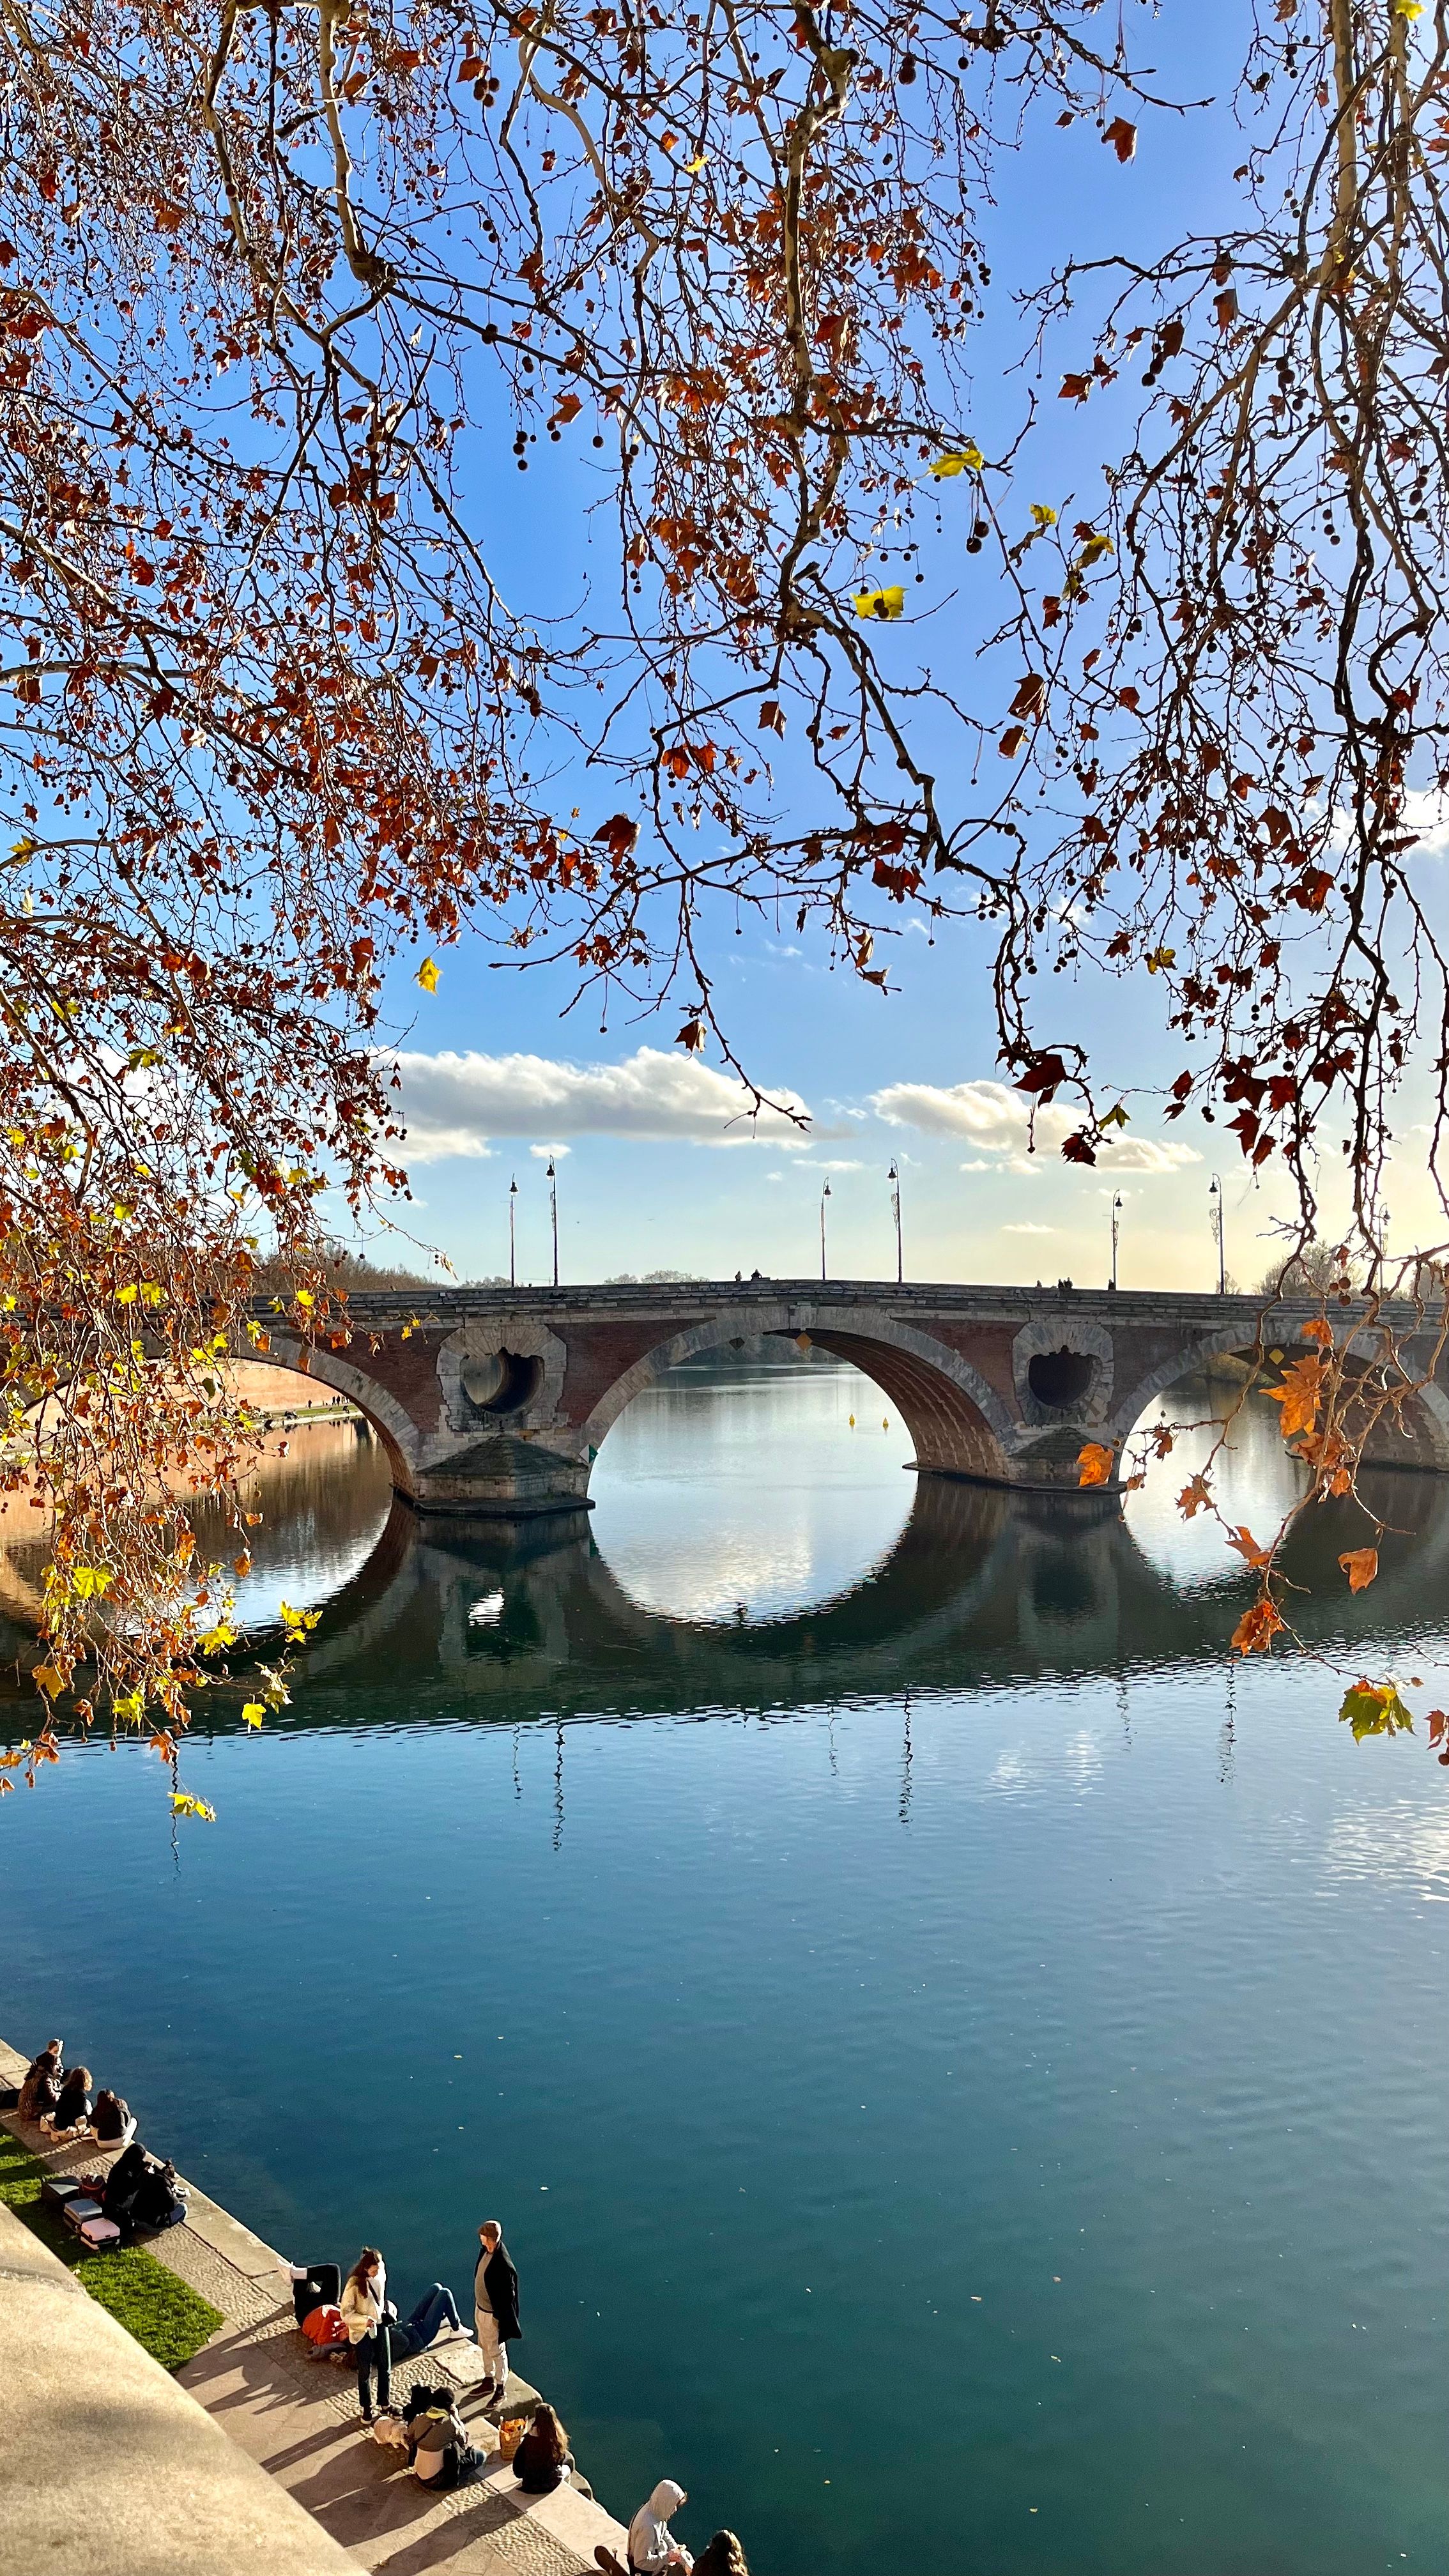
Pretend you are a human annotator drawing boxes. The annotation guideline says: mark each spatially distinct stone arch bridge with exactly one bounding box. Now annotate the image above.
[243,1281,1449,1517]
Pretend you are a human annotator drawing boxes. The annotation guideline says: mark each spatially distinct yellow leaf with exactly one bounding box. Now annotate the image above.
[930,441,983,477]
[112,1691,144,1723]
[1146,946,1176,974]
[852,585,905,620]
[198,1621,238,1654]
[116,1282,138,1303]
[295,1289,314,1310]
[170,1791,217,1821]
[241,1701,266,1727]
[140,1282,164,1307]
[1030,503,1057,528]
[112,1203,132,1223]
[684,152,708,172]
[71,1565,113,1600]
[1396,1,1423,17]
[416,955,441,992]
[1101,1103,1129,1128]
[1075,530,1114,567]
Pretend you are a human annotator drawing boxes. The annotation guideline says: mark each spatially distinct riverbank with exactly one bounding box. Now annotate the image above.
[1,2034,631,2576]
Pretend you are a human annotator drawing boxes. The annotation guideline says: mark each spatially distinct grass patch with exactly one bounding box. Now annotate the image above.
[0,2126,222,2372]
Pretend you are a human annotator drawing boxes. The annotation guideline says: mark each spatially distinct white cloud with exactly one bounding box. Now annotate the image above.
[872,1078,1199,1174]
[387,1046,816,1161]
[1003,1222,1055,1235]
[529,1140,569,1160]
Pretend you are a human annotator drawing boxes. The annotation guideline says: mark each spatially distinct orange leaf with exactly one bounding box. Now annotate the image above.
[1302,1315,1334,1346]
[1338,1546,1378,1592]
[1177,1474,1211,1517]
[1225,1524,1270,1570]
[1077,1443,1114,1487]
[1231,1599,1286,1656]
[1264,1353,1323,1438]
[1103,117,1137,162]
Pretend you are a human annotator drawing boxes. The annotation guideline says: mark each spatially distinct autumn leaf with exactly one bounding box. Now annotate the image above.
[415,956,440,993]
[998,724,1027,759]
[1230,1598,1287,1655]
[930,441,983,477]
[1077,1442,1115,1486]
[1265,1353,1324,1438]
[1177,1473,1212,1516]
[70,1564,113,1599]
[1225,1524,1271,1568]
[1338,1680,1414,1739]
[1302,1315,1334,1346]
[1030,503,1057,528]
[1103,117,1137,162]
[1075,530,1114,568]
[1009,673,1048,721]
[170,1790,217,1820]
[594,813,641,859]
[1338,1546,1379,1591]
[241,1701,266,1726]
[852,585,905,620]
[676,1016,705,1052]
[1145,946,1176,974]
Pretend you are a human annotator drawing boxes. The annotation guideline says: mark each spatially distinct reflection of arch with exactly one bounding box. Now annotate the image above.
[577,1302,1014,1485]
[1109,1319,1449,1470]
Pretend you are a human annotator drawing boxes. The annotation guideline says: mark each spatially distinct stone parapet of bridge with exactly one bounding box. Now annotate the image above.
[242,1280,1449,1516]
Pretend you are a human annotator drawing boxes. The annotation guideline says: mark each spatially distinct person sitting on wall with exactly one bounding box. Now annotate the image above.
[18,2040,63,2124]
[42,2064,92,2135]
[512,2403,573,2495]
[627,2481,693,2575]
[693,2537,749,2576]
[90,2088,135,2145]
[402,2385,486,2488]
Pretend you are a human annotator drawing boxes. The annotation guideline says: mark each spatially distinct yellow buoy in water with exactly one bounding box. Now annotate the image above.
[848,1413,855,1428]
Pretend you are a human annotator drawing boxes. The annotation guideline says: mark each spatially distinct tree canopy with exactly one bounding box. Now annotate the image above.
[3,0,1448,1785]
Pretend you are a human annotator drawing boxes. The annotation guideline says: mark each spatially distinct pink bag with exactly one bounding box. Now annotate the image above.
[77,2216,122,2250]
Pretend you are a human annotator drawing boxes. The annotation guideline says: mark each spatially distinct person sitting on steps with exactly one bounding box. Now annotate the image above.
[43,2064,92,2135]
[693,2538,749,2576]
[626,2480,693,2575]
[90,2087,134,2145]
[512,2402,573,2496]
[19,2041,63,2125]
[402,2384,486,2490]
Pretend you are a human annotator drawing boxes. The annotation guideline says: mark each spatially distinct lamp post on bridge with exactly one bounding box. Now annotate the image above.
[546,1158,559,1288]
[509,1175,518,1288]
[888,1160,903,1284]
[820,1177,831,1282]
[1110,1192,1124,1291]
[1209,1172,1225,1296]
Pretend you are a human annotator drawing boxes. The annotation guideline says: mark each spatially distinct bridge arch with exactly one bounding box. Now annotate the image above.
[242,1331,424,1498]
[576,1300,1014,1487]
[1107,1318,1449,1473]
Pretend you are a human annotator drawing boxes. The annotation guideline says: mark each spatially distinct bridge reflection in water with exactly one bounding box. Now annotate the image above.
[4,1374,1448,1742]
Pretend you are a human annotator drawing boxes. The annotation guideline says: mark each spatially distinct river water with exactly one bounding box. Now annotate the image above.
[1,1352,1446,2576]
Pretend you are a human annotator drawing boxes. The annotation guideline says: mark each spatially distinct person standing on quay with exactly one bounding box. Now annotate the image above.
[473,2218,521,2407]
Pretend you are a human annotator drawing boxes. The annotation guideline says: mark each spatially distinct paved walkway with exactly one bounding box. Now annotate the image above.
[1,2038,629,2576]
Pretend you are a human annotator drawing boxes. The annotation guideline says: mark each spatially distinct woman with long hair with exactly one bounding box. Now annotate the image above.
[512,2402,572,2496]
[341,2248,392,2423]
[692,2538,749,2576]
[46,2064,92,2135]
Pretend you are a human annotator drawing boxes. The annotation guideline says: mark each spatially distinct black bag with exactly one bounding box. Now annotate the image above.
[40,2175,81,2213]
[0,2085,19,2110]
[293,2262,341,2325]
[132,2158,187,2234]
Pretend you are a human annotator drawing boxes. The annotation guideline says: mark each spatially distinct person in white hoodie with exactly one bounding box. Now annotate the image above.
[627,2481,693,2576]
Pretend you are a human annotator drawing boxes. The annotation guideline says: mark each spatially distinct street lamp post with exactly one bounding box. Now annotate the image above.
[1209,1173,1225,1295]
[546,1158,559,1288]
[509,1175,518,1288]
[820,1177,831,1282]
[888,1160,903,1284]
[1110,1192,1124,1291]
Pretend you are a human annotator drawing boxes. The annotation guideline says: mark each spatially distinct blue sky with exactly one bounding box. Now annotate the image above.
[335,8,1443,1291]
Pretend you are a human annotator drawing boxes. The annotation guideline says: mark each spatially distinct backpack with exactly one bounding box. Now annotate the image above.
[132,2158,187,2233]
[302,2302,348,2348]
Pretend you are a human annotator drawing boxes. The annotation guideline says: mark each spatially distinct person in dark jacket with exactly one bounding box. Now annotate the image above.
[91,2089,133,2144]
[473,2218,521,2407]
[403,2385,485,2489]
[512,2404,572,2496]
[18,2041,63,2124]
[46,2066,92,2133]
